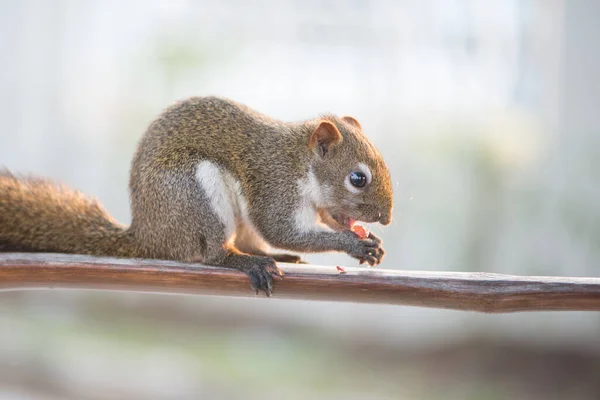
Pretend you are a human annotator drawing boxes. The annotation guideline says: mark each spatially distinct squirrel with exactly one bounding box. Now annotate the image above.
[0,97,393,296]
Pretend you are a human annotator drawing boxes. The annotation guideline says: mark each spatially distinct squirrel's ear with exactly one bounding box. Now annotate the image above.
[342,116,362,130]
[309,121,342,157]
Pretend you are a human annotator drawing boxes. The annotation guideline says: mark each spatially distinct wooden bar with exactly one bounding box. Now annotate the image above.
[0,253,599,313]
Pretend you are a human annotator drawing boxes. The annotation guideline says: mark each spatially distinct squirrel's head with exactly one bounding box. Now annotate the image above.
[307,116,393,231]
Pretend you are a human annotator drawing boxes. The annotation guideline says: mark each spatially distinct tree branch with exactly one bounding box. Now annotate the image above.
[1,253,599,313]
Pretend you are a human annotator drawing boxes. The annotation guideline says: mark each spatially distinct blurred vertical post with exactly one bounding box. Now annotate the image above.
[562,1,600,138]
[558,0,600,274]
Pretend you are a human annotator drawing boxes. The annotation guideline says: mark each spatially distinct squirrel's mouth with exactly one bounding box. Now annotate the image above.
[318,208,356,231]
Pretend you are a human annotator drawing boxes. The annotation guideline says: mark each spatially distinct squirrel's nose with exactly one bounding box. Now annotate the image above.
[378,210,392,225]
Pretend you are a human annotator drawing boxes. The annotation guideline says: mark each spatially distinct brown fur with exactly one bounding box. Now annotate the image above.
[0,170,136,256]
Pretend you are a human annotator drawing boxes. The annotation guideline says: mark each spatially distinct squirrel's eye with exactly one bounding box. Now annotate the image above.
[349,171,367,188]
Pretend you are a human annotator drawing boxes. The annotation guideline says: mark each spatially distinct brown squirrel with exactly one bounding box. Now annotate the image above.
[0,97,393,296]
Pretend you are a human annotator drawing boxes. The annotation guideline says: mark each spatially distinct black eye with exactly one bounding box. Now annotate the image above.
[349,171,367,188]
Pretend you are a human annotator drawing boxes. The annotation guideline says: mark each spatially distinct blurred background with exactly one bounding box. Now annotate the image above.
[1,0,600,399]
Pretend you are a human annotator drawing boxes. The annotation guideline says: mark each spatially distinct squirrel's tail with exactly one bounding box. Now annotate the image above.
[0,170,138,257]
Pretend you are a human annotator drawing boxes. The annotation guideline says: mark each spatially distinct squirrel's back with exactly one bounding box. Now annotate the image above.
[0,170,135,256]
[133,96,300,167]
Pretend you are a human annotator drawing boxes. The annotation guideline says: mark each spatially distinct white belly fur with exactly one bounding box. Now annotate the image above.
[195,160,268,249]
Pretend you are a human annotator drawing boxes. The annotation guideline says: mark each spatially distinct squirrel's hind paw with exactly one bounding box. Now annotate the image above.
[243,258,283,297]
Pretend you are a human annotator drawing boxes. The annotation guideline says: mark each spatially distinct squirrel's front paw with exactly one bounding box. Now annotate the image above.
[344,231,385,266]
[242,258,283,297]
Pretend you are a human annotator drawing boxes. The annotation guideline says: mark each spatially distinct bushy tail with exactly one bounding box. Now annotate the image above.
[0,170,137,257]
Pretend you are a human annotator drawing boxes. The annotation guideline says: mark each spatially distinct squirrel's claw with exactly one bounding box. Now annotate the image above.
[245,259,282,297]
[361,242,385,266]
[345,231,385,267]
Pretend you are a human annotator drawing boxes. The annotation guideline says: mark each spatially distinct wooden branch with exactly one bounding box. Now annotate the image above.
[1,253,599,313]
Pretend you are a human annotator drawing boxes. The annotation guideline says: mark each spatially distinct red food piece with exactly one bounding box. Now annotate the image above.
[336,266,347,274]
[351,224,369,239]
